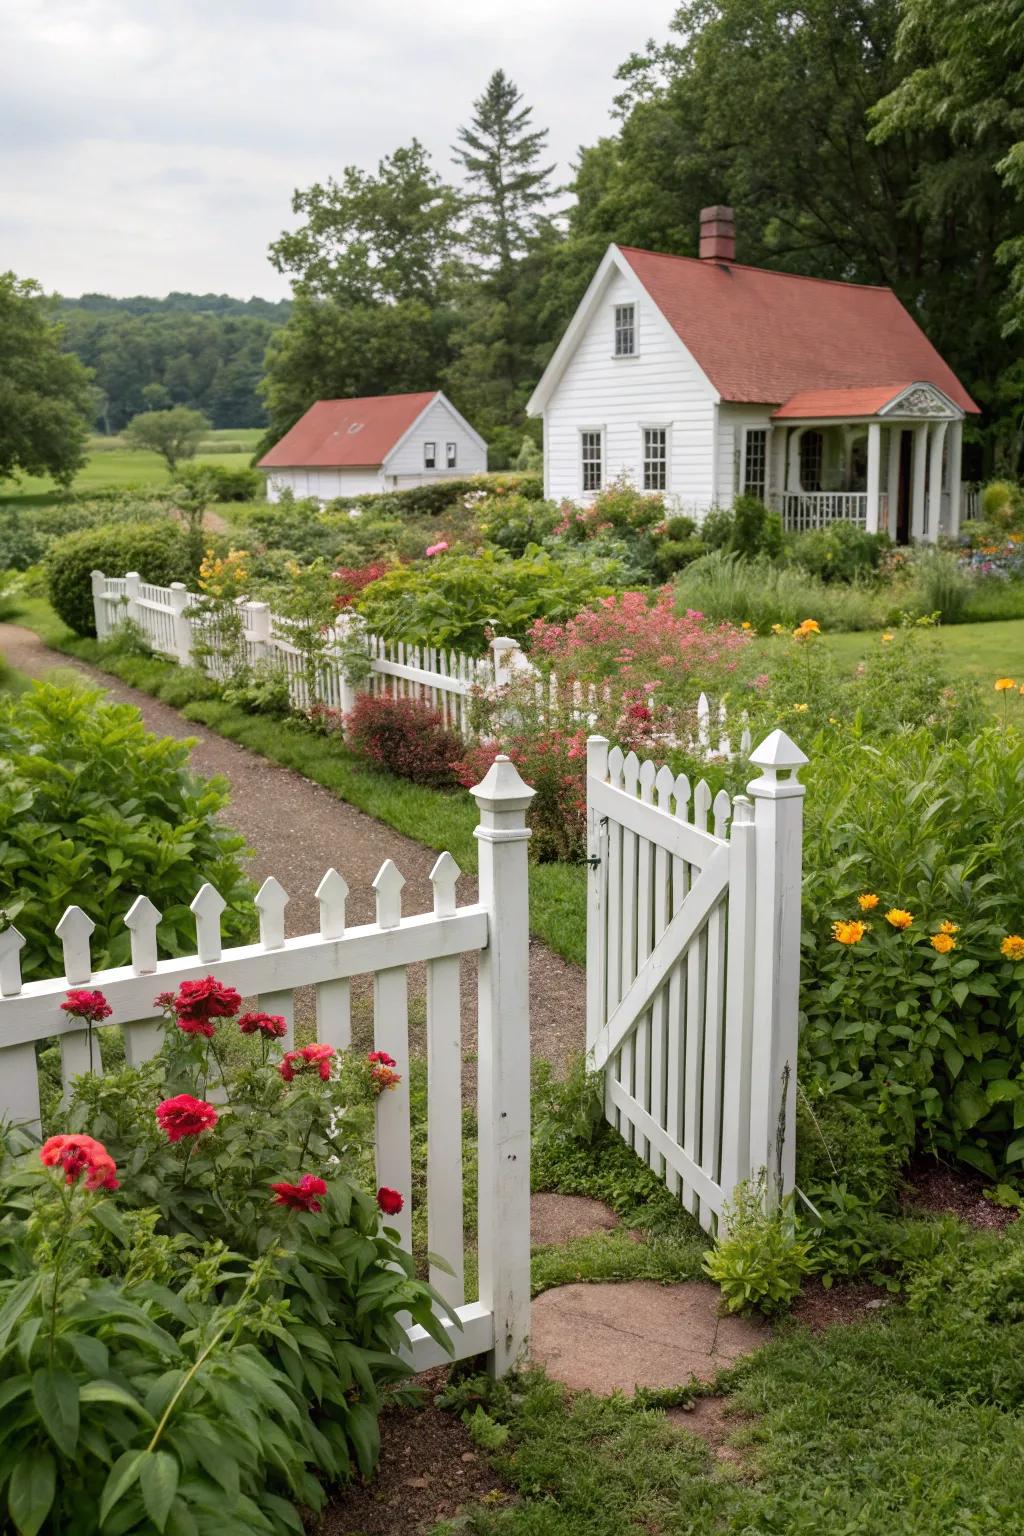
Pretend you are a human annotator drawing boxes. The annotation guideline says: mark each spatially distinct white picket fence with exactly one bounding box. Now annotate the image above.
[0,759,535,1378]
[586,727,806,1231]
[91,570,752,759]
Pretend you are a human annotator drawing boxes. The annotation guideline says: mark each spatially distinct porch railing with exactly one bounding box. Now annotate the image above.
[772,492,887,533]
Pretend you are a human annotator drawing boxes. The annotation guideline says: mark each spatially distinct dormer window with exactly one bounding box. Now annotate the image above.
[424,441,436,469]
[614,304,636,357]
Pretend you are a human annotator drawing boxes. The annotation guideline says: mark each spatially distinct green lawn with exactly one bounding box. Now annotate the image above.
[821,621,1024,710]
[1,429,264,509]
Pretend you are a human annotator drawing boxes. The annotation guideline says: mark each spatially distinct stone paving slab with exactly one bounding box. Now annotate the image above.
[531,1280,768,1396]
[530,1193,619,1247]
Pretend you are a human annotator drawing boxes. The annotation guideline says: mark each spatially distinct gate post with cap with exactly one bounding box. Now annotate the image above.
[471,754,535,1376]
[746,728,808,1204]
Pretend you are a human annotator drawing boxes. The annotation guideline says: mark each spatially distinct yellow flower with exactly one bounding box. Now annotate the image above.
[930,932,956,954]
[793,618,822,640]
[994,678,1016,692]
[858,893,879,911]
[832,919,868,946]
[885,908,914,930]
[1001,935,1024,961]
[828,716,839,725]
[771,623,785,635]
[938,920,959,935]
[741,621,753,631]
[793,703,809,713]
[881,632,894,643]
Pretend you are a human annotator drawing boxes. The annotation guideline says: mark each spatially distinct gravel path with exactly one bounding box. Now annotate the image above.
[0,622,585,1077]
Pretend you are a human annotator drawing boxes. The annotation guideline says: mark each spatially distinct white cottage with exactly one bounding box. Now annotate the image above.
[259,391,487,503]
[527,208,978,541]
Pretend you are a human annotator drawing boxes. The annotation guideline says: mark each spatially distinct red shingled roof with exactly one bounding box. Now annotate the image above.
[618,248,978,413]
[258,392,438,469]
[773,385,915,419]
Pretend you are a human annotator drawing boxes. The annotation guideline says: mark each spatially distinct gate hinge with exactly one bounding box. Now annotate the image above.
[586,855,601,869]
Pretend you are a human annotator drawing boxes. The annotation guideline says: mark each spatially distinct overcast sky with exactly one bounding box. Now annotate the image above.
[1,0,675,300]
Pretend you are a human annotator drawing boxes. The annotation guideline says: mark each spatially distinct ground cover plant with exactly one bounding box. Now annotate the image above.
[0,980,445,1533]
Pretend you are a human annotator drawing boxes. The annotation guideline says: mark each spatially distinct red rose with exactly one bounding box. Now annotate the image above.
[155,1094,218,1143]
[370,1064,402,1095]
[238,1011,288,1039]
[279,1042,336,1083]
[60,989,113,1024]
[172,977,242,1037]
[40,1133,119,1191]
[270,1174,328,1213]
[367,1050,396,1067]
[376,1186,404,1216]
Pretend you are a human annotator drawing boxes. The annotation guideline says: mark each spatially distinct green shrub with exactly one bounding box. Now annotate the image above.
[789,523,890,583]
[703,1180,815,1315]
[0,682,252,979]
[700,496,785,558]
[335,473,544,519]
[981,479,1024,529]
[355,546,618,652]
[476,492,561,555]
[675,550,886,632]
[176,461,264,502]
[45,520,195,636]
[898,546,971,623]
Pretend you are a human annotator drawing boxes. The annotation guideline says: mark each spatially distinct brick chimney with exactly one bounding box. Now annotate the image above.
[699,205,735,262]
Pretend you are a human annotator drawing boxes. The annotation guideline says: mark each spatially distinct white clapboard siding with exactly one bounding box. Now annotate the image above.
[586,728,807,1234]
[0,762,536,1379]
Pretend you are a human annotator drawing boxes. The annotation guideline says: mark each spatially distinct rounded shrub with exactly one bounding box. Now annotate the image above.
[45,519,196,635]
[345,692,464,786]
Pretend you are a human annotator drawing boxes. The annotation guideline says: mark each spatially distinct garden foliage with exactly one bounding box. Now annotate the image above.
[344,693,465,788]
[46,521,196,636]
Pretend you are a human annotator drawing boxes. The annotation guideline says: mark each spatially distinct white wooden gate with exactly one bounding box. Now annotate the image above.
[0,758,535,1377]
[586,729,807,1231]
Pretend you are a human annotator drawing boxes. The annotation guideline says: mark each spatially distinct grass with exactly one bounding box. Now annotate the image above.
[0,429,264,510]
[817,619,1024,708]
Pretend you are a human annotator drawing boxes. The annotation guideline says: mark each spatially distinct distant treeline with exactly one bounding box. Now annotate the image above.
[57,293,291,432]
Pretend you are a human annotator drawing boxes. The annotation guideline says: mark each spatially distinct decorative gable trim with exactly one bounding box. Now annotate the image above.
[525,245,720,416]
[877,382,962,419]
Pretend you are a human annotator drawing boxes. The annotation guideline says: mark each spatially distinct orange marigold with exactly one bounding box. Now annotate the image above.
[793,618,822,640]
[994,677,1016,692]
[938,920,959,935]
[885,908,914,930]
[930,932,956,954]
[858,893,879,911]
[832,919,868,946]
[1001,935,1024,962]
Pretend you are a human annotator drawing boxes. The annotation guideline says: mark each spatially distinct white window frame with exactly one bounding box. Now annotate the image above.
[445,441,457,470]
[612,301,638,359]
[580,428,604,495]
[641,425,669,492]
[423,441,436,470]
[741,426,769,501]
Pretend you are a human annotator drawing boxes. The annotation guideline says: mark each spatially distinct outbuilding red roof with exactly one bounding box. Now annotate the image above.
[618,248,978,413]
[258,392,439,469]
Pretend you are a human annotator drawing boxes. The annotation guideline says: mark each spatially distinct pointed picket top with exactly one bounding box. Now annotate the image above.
[713,788,732,839]
[607,745,625,787]
[655,763,675,811]
[190,883,226,963]
[124,895,162,975]
[673,773,692,819]
[56,906,96,984]
[430,851,461,918]
[732,793,754,825]
[0,925,25,997]
[638,757,657,803]
[255,876,289,951]
[693,779,713,831]
[373,859,405,930]
[316,868,349,940]
[696,692,711,747]
[739,724,753,759]
[622,750,640,792]
[748,728,809,797]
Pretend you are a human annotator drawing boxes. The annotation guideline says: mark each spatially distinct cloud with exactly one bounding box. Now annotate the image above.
[0,0,674,297]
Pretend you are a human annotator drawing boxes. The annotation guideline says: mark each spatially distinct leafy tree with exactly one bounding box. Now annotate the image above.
[0,272,93,486]
[453,70,557,279]
[124,405,209,470]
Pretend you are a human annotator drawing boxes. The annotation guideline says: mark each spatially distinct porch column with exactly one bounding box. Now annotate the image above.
[927,420,948,542]
[886,427,901,537]
[865,421,881,533]
[947,418,964,535]
[911,423,929,542]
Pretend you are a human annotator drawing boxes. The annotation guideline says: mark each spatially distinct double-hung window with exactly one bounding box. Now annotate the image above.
[423,441,436,469]
[613,304,636,357]
[643,427,667,492]
[446,442,457,470]
[581,430,603,493]
[743,428,767,500]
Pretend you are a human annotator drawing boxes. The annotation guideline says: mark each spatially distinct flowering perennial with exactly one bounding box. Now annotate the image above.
[60,989,113,1023]
[238,1011,289,1039]
[1001,935,1024,962]
[160,977,242,1037]
[156,1094,219,1142]
[280,1042,336,1083]
[885,908,914,931]
[270,1174,328,1213]
[858,894,879,911]
[376,1186,404,1215]
[40,1133,119,1191]
[930,932,956,953]
[832,919,868,946]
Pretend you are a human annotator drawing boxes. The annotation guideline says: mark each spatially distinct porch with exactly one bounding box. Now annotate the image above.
[762,385,966,543]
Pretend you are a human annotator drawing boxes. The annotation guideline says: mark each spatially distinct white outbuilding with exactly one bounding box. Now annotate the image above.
[258,391,488,502]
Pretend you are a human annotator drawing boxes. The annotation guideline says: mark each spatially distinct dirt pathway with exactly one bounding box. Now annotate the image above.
[0,622,585,1073]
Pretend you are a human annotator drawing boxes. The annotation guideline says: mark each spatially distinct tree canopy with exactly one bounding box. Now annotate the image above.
[0,273,94,486]
[124,406,210,470]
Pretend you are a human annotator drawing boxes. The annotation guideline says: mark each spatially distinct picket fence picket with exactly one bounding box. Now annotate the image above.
[0,763,537,1378]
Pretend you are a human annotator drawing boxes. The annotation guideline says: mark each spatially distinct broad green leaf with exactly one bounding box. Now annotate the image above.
[65,1333,109,1377]
[31,1367,79,1458]
[1005,1136,1024,1164]
[140,1450,179,1533]
[80,1380,156,1424]
[8,1451,56,1536]
[99,1449,147,1525]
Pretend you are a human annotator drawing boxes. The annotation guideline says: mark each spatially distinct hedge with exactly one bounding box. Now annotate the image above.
[45,520,196,636]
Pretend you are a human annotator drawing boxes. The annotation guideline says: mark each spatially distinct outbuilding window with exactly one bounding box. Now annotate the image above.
[614,304,636,357]
[424,441,436,469]
[446,442,457,469]
[581,430,603,493]
[643,427,667,491]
